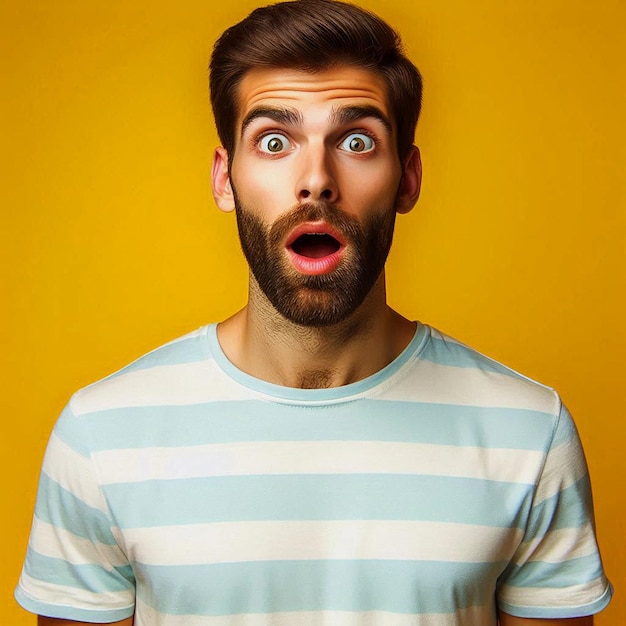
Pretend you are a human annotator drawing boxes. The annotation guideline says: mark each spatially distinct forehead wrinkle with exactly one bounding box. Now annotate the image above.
[241,106,303,137]
[330,104,393,135]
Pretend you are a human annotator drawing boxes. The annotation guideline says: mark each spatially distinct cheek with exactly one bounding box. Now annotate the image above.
[339,161,401,208]
[231,157,295,214]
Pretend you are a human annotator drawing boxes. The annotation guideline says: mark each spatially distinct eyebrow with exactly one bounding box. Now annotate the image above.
[240,107,303,137]
[239,104,393,138]
[330,105,393,135]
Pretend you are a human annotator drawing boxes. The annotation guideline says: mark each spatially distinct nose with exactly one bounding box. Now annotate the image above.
[295,145,338,203]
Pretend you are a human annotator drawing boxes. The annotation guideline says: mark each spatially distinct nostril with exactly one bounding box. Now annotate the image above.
[300,190,311,199]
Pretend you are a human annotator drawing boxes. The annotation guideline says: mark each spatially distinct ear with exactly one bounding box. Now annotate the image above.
[395,145,422,215]
[211,147,236,213]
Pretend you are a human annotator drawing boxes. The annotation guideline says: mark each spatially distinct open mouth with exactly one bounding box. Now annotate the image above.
[285,222,346,275]
[290,233,341,259]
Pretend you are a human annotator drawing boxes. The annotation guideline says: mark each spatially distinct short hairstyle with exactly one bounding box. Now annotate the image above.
[209,0,422,161]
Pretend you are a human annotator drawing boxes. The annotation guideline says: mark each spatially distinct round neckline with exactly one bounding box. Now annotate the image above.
[204,322,429,404]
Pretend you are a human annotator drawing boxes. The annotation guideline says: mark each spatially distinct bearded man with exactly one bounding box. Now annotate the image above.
[16,1,611,625]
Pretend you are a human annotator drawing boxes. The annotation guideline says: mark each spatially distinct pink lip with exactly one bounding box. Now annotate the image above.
[285,221,346,276]
[285,221,346,248]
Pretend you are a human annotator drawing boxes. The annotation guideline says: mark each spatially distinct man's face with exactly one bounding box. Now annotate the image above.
[214,66,419,326]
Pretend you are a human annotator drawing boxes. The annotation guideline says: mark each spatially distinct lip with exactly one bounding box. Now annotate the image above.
[285,221,346,248]
[285,221,346,276]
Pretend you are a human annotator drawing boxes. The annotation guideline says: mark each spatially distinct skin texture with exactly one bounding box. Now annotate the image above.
[234,197,397,328]
[212,66,422,389]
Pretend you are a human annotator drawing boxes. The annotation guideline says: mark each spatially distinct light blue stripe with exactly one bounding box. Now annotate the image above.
[551,404,577,447]
[501,553,604,588]
[35,473,118,545]
[421,333,525,378]
[63,401,555,453]
[51,404,91,457]
[15,587,134,624]
[106,334,207,378]
[102,474,533,529]
[135,559,504,615]
[24,549,134,593]
[526,476,593,536]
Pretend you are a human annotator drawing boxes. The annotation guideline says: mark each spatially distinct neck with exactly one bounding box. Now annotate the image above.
[217,274,416,389]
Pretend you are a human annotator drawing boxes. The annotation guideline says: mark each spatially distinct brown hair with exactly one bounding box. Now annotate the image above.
[209,0,422,161]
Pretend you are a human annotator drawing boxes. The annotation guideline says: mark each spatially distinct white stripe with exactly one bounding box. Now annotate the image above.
[18,571,133,610]
[71,349,558,414]
[123,520,522,565]
[71,360,247,415]
[29,517,128,568]
[498,575,610,608]
[512,524,598,564]
[388,360,557,413]
[42,433,108,512]
[135,597,495,626]
[426,329,555,394]
[93,440,545,485]
[533,437,588,504]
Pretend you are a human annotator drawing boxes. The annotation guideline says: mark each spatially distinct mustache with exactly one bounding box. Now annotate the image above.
[268,201,363,248]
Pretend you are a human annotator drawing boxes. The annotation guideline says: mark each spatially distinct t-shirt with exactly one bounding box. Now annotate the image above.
[16,323,612,625]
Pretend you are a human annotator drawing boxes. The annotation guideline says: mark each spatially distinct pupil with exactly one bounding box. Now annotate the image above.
[269,138,283,152]
[350,137,364,152]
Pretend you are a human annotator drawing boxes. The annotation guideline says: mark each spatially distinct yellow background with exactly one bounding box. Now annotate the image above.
[2,0,623,623]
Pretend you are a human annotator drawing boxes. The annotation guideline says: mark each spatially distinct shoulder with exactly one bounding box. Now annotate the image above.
[69,325,215,417]
[411,325,561,415]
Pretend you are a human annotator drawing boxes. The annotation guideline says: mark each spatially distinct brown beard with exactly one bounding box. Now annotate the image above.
[234,196,396,327]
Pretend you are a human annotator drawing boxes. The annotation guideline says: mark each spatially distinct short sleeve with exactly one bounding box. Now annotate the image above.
[497,402,612,619]
[15,402,136,622]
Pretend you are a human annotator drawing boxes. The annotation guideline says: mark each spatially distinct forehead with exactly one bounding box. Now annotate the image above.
[235,66,391,127]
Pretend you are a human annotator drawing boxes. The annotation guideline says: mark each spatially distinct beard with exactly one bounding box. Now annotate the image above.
[234,192,397,327]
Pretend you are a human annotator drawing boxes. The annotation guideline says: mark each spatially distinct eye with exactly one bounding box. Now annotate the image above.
[259,133,291,154]
[340,133,375,153]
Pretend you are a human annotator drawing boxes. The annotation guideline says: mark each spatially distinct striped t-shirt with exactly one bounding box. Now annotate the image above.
[16,323,612,625]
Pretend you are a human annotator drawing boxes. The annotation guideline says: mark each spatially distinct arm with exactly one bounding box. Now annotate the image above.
[496,405,610,622]
[498,611,592,625]
[15,404,136,623]
[38,617,134,626]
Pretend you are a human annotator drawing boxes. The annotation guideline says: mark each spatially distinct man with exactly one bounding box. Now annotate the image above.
[16,1,612,625]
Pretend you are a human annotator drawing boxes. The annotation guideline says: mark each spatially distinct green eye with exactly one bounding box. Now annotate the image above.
[260,133,290,153]
[341,133,375,153]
